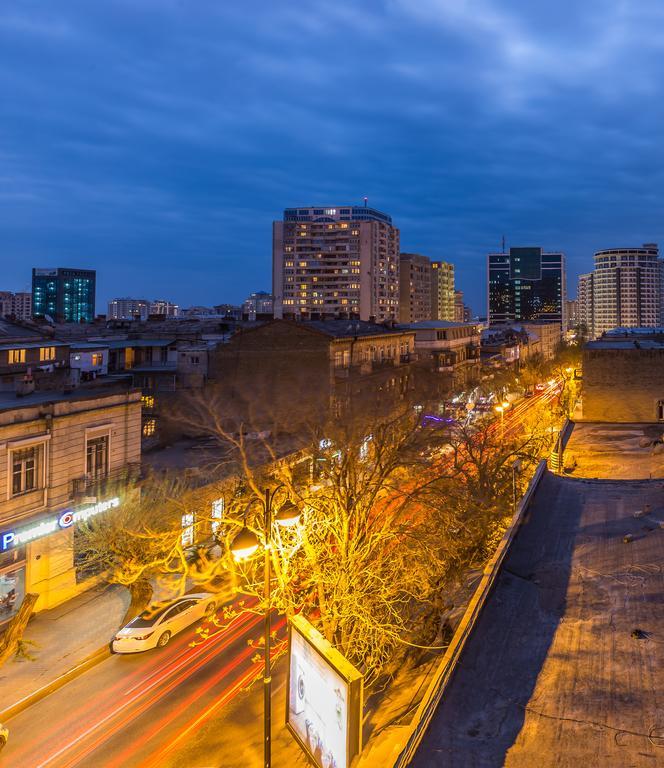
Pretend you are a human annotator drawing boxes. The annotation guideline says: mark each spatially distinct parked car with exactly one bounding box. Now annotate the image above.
[112,593,217,654]
[0,723,8,752]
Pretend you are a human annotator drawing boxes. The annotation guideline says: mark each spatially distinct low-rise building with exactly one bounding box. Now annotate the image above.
[406,321,481,394]
[207,319,416,432]
[515,321,562,360]
[108,298,150,322]
[581,328,664,422]
[0,382,141,619]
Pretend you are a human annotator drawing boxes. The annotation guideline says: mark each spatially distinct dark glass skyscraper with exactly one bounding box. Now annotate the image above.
[487,247,566,326]
[32,267,96,323]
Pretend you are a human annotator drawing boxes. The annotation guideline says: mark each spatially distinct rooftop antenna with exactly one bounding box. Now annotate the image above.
[363,196,368,208]
[501,235,506,254]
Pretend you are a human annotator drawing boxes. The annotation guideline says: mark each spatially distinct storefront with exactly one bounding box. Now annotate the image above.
[0,546,25,623]
[0,496,121,617]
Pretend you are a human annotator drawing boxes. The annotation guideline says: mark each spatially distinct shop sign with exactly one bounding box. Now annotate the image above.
[1,497,120,552]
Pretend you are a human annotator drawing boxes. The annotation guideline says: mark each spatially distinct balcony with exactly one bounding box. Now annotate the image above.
[72,462,142,500]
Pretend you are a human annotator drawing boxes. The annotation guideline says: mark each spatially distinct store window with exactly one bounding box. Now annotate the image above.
[11,445,43,496]
[86,435,109,480]
[0,547,26,622]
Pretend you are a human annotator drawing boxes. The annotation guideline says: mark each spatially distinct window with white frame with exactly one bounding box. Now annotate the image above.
[86,435,109,479]
[181,513,195,547]
[11,445,43,496]
[211,498,224,535]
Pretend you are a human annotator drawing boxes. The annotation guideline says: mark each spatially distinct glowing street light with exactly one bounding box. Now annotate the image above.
[495,400,510,436]
[230,488,301,768]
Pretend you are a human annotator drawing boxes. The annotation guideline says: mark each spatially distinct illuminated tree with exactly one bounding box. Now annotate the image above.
[74,477,201,625]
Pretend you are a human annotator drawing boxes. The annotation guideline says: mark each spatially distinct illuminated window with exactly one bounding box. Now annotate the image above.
[211,498,224,535]
[143,418,156,437]
[141,395,155,410]
[181,513,195,547]
[39,347,56,362]
[91,352,103,367]
[8,349,26,364]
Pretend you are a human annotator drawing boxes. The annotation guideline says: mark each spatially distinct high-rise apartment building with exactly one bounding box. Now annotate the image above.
[108,298,150,321]
[0,291,32,320]
[399,254,432,323]
[487,247,566,327]
[577,272,594,337]
[149,300,179,318]
[273,205,399,322]
[431,261,455,321]
[589,245,661,337]
[32,267,96,323]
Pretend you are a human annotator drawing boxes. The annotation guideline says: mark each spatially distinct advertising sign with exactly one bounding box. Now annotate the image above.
[0,497,121,552]
[286,614,363,768]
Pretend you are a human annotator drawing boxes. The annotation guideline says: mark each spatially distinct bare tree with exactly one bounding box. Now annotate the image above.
[75,477,200,626]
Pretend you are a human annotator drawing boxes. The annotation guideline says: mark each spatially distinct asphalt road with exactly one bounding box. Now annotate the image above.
[1,596,286,768]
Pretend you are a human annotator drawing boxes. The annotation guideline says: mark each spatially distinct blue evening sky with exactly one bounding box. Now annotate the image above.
[2,1,664,314]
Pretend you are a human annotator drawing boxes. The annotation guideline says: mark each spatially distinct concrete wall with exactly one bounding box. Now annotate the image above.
[582,347,664,422]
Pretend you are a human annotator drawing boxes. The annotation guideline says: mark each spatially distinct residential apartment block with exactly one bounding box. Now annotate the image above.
[108,298,150,322]
[273,206,400,322]
[431,261,455,321]
[584,245,661,338]
[0,292,32,321]
[399,254,432,323]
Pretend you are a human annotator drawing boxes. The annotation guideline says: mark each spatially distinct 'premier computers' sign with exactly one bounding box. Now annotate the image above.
[1,497,120,552]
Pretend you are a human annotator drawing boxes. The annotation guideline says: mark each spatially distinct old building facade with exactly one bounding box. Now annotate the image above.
[0,384,141,619]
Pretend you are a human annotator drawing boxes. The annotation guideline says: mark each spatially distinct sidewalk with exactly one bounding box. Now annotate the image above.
[0,584,129,712]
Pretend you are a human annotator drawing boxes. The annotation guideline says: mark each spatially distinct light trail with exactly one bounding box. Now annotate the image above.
[26,601,265,768]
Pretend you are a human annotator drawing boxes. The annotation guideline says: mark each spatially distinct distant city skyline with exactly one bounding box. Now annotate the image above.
[3,3,664,314]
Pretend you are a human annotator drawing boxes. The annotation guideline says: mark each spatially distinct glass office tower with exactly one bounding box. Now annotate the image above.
[488,247,566,326]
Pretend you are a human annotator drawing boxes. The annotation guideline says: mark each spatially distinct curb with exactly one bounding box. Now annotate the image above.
[0,644,111,722]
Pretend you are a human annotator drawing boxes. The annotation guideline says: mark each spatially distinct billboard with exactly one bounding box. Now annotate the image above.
[286,614,363,768]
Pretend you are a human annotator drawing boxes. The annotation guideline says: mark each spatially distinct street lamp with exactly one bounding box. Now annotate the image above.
[495,400,510,436]
[230,489,301,768]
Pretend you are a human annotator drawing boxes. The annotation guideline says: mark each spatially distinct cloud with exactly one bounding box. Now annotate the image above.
[1,0,664,312]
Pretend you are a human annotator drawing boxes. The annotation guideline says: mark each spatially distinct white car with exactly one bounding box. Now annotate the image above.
[112,593,217,654]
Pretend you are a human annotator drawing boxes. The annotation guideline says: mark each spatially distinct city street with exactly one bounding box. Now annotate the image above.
[0,381,562,768]
[1,596,287,768]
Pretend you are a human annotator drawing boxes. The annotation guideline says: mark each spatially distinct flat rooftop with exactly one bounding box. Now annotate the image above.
[0,379,136,412]
[566,422,664,479]
[412,471,664,767]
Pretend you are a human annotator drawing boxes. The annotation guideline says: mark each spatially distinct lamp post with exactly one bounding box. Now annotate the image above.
[495,400,510,437]
[230,488,301,768]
